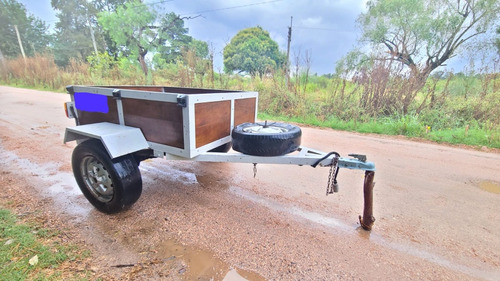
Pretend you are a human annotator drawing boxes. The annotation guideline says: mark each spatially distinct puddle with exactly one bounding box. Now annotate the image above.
[229,185,500,281]
[229,186,352,232]
[0,147,91,218]
[140,162,198,184]
[478,181,500,194]
[159,239,265,281]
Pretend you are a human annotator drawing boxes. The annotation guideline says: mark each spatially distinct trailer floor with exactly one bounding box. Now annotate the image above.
[1,86,499,280]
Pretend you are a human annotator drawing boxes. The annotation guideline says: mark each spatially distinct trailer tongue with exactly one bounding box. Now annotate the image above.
[64,85,376,230]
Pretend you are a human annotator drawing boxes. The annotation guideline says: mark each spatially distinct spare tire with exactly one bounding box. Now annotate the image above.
[231,122,301,156]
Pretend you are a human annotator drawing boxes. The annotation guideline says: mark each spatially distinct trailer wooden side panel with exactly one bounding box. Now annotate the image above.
[195,101,231,148]
[122,99,184,148]
[234,98,257,126]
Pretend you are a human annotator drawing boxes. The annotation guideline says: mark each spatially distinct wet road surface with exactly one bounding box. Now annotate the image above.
[0,86,499,280]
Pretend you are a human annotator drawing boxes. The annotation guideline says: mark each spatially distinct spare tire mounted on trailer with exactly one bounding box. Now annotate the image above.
[231,122,301,156]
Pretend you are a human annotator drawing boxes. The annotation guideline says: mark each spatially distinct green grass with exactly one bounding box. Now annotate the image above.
[0,208,90,280]
[258,112,500,149]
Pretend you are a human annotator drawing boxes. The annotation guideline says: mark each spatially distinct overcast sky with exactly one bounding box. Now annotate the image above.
[18,0,482,75]
[19,0,374,74]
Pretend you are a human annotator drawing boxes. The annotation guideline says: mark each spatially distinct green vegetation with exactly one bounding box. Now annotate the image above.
[0,0,51,58]
[98,0,199,76]
[0,208,90,280]
[357,0,499,92]
[223,26,285,77]
[0,0,498,149]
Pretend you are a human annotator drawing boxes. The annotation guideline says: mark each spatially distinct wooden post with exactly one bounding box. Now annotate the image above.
[14,25,26,62]
[87,17,98,56]
[285,16,292,87]
[359,171,375,230]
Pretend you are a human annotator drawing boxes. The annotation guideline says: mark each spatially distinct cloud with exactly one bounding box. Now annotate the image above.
[22,0,369,74]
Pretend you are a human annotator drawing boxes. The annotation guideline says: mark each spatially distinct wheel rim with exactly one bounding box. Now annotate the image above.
[80,156,114,203]
[243,125,289,134]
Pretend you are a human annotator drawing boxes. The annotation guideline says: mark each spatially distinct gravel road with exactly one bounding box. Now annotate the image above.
[0,85,499,280]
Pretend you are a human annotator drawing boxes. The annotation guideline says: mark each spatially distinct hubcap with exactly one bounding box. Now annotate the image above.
[80,156,114,203]
[243,125,288,134]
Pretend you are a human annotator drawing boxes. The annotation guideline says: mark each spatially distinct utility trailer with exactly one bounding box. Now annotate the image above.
[63,85,376,230]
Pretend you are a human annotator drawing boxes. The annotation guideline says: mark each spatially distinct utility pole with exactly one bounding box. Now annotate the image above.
[0,48,5,67]
[88,17,99,55]
[14,25,26,62]
[285,16,293,87]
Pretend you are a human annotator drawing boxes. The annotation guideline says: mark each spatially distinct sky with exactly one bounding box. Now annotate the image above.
[18,0,371,74]
[18,0,474,74]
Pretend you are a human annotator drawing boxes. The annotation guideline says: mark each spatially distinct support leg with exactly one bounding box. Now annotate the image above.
[359,171,375,231]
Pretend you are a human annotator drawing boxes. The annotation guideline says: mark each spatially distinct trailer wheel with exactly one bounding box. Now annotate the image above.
[72,139,142,213]
[231,122,301,156]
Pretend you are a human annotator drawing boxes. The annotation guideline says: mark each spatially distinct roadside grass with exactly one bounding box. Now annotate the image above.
[258,113,500,149]
[1,55,498,150]
[0,208,91,281]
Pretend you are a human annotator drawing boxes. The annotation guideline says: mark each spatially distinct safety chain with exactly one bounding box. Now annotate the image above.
[326,156,339,195]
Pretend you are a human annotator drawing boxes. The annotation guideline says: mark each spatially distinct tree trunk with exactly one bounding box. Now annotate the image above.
[138,50,148,77]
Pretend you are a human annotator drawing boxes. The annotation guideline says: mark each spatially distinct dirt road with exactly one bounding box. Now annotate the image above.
[0,85,499,280]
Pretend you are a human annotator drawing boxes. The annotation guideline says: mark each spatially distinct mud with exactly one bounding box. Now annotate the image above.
[478,181,500,194]
[1,86,499,280]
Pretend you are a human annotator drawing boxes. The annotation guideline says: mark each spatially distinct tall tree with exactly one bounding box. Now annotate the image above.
[98,0,195,76]
[358,0,499,87]
[51,0,100,66]
[156,12,193,64]
[223,26,285,77]
[0,0,51,58]
[91,0,127,58]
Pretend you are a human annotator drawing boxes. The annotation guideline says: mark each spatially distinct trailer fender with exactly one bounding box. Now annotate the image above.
[64,122,149,159]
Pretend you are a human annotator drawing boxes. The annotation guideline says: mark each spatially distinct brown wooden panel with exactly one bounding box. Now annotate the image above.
[195,101,231,148]
[122,98,184,148]
[234,98,256,126]
[78,96,119,125]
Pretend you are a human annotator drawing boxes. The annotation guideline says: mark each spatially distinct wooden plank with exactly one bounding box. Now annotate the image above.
[234,98,257,126]
[122,98,184,148]
[78,96,119,125]
[195,101,231,148]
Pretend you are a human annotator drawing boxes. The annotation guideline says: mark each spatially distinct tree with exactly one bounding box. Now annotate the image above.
[223,26,285,77]
[98,0,195,76]
[51,0,101,66]
[0,0,51,58]
[91,0,128,59]
[358,0,499,88]
[156,12,194,64]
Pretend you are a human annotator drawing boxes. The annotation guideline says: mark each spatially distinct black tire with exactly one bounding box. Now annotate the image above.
[72,139,142,213]
[209,141,232,153]
[231,122,301,156]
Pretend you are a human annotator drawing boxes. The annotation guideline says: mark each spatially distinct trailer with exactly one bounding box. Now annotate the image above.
[63,85,376,230]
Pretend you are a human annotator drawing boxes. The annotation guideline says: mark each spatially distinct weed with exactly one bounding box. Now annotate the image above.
[0,208,90,280]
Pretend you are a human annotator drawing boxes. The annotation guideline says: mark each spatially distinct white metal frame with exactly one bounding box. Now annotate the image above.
[154,146,375,171]
[69,86,258,159]
[65,86,375,171]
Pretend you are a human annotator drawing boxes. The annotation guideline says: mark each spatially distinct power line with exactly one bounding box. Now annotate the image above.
[145,0,175,6]
[294,26,338,31]
[183,0,284,16]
